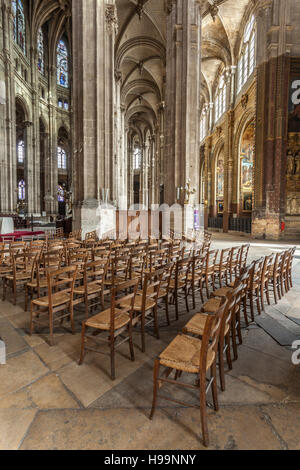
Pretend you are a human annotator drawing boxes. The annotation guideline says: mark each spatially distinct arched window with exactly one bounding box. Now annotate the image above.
[58,98,63,108]
[133,147,142,170]
[57,39,69,88]
[216,150,224,214]
[57,146,67,170]
[17,140,25,164]
[37,27,44,74]
[237,15,256,94]
[240,121,254,212]
[64,100,69,111]
[200,106,208,142]
[57,185,65,202]
[12,0,26,54]
[18,179,25,200]
[215,75,227,122]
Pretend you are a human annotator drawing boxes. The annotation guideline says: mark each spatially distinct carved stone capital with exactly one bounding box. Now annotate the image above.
[105,4,118,35]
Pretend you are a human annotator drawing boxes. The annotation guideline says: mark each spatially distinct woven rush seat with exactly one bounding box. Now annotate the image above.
[27,278,48,289]
[184,313,230,337]
[85,308,130,331]
[212,286,233,297]
[169,279,185,289]
[159,334,215,373]
[6,272,31,281]
[104,276,126,285]
[120,295,156,312]
[33,291,71,307]
[202,297,222,313]
[74,280,102,295]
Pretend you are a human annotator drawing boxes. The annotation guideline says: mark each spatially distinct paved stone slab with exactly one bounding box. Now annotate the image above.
[255,316,298,346]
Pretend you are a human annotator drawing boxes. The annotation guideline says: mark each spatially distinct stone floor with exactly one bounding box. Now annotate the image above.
[1,234,300,450]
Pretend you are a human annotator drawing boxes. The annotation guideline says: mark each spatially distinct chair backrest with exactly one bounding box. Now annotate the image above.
[174,257,192,286]
[83,259,108,290]
[200,299,226,370]
[47,265,78,308]
[249,257,264,289]
[205,249,219,273]
[219,248,231,270]
[12,252,38,278]
[111,278,139,332]
[287,246,296,273]
[239,244,250,270]
[261,254,275,283]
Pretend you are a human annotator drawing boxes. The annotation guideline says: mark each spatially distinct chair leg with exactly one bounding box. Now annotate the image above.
[78,322,86,365]
[128,323,135,362]
[30,303,35,336]
[110,334,116,381]
[211,362,219,411]
[185,287,189,312]
[175,290,179,321]
[153,306,160,340]
[192,282,196,310]
[165,296,170,326]
[141,313,146,353]
[25,285,28,312]
[218,341,226,392]
[225,333,232,370]
[199,372,209,447]
[231,318,238,361]
[149,359,160,420]
[70,303,75,335]
[49,308,54,347]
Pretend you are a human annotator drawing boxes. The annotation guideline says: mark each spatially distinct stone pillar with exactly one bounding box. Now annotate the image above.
[164,0,201,205]
[252,0,289,240]
[48,66,58,216]
[72,0,116,236]
[0,1,16,213]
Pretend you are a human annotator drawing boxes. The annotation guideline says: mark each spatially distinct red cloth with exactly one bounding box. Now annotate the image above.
[0,231,45,242]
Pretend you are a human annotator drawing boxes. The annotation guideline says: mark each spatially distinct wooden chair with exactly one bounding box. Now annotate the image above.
[246,257,264,321]
[25,252,47,311]
[3,252,38,305]
[268,252,283,304]
[169,257,193,321]
[228,246,241,284]
[188,254,206,308]
[73,259,109,318]
[287,247,296,290]
[239,243,250,276]
[280,250,290,297]
[120,271,161,352]
[214,248,231,288]
[260,254,274,312]
[79,278,139,380]
[183,286,243,392]
[149,301,226,447]
[30,265,78,346]
[203,249,219,298]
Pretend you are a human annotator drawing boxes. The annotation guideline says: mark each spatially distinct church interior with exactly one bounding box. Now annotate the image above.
[0,0,300,451]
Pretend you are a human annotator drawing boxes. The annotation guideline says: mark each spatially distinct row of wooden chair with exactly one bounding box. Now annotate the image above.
[148,245,297,447]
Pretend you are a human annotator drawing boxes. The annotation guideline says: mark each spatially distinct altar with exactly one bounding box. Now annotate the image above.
[0,217,14,235]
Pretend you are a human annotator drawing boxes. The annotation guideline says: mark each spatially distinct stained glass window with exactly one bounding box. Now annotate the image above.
[237,15,256,94]
[57,146,67,170]
[58,99,63,108]
[37,27,44,74]
[17,140,25,164]
[12,0,26,54]
[18,179,25,200]
[57,185,65,202]
[57,39,69,88]
[64,101,69,111]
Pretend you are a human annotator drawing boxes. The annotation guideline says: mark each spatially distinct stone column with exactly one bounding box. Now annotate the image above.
[0,1,16,213]
[48,66,58,216]
[252,0,289,240]
[164,0,201,205]
[72,0,116,236]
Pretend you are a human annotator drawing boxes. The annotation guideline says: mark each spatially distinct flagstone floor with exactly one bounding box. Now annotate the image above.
[0,234,300,450]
